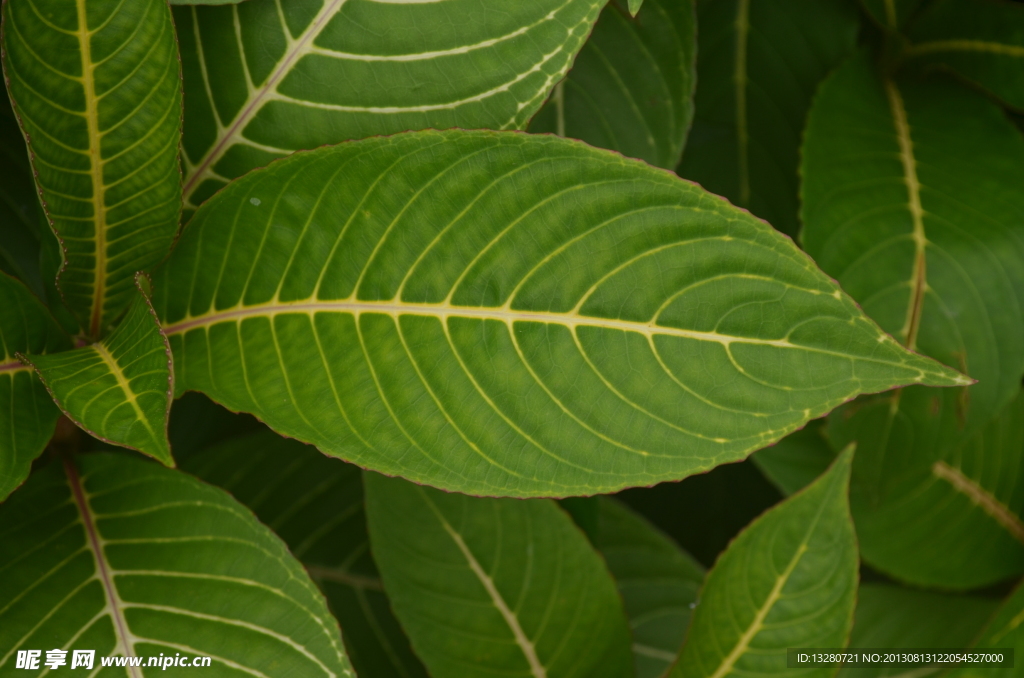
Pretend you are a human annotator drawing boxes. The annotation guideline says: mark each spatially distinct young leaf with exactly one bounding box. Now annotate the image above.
[669,446,858,678]
[676,0,859,237]
[946,581,1024,678]
[594,497,704,678]
[0,272,69,501]
[860,0,925,30]
[364,472,634,678]
[20,275,173,465]
[830,389,1024,589]
[176,429,428,678]
[529,0,697,169]
[0,452,354,676]
[906,0,1024,110]
[174,0,606,213]
[802,53,1024,587]
[152,130,965,498]
[1,0,183,338]
[751,420,836,496]
[839,584,999,678]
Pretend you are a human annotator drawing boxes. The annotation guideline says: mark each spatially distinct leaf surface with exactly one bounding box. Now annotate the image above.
[365,472,634,678]
[0,452,354,676]
[676,0,859,237]
[860,0,924,29]
[839,584,998,678]
[21,276,173,465]
[0,272,69,501]
[1,0,182,338]
[177,429,428,678]
[802,52,1024,587]
[175,0,605,213]
[906,0,1024,110]
[669,447,858,678]
[595,497,704,678]
[529,0,696,169]
[153,130,964,498]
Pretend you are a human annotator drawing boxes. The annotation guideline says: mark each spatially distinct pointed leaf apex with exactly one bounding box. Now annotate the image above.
[627,0,644,16]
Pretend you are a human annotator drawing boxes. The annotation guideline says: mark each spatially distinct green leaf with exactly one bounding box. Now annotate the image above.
[905,0,1024,110]
[21,275,173,465]
[947,582,1024,678]
[0,272,69,501]
[669,446,858,678]
[170,0,250,5]
[801,52,1024,587]
[676,0,859,237]
[152,130,965,498]
[594,497,704,678]
[831,389,1024,589]
[628,0,644,17]
[0,452,354,676]
[174,0,606,213]
[1,0,183,338]
[860,0,925,30]
[751,420,837,496]
[529,0,696,169]
[176,429,428,678]
[365,472,634,677]
[839,583,999,678]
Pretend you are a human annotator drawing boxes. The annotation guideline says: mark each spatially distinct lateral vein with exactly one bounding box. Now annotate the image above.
[932,460,1024,545]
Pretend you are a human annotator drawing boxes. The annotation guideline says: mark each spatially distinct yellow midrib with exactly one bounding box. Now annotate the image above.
[706,542,809,678]
[77,0,107,338]
[884,79,927,351]
[93,342,160,447]
[932,460,1024,545]
[907,39,1024,58]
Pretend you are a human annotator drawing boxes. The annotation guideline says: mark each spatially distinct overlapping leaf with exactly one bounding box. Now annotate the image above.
[906,0,1024,110]
[676,0,859,237]
[177,430,427,678]
[365,472,634,678]
[175,0,606,213]
[670,447,858,678]
[1,0,182,338]
[153,130,965,497]
[0,452,354,676]
[0,273,69,502]
[839,584,999,678]
[21,276,173,465]
[529,0,696,169]
[594,497,704,678]
[802,52,1024,587]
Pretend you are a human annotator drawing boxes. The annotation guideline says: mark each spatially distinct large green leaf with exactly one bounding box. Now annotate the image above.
[675,0,859,238]
[365,472,634,678]
[0,452,354,676]
[529,0,696,169]
[0,272,69,502]
[1,0,182,339]
[839,584,999,678]
[174,0,606,213]
[751,420,836,496]
[152,130,964,498]
[833,389,1024,588]
[801,52,1024,587]
[947,582,1024,678]
[905,0,1024,110]
[177,430,428,678]
[595,497,704,678]
[21,276,173,465]
[669,446,858,678]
